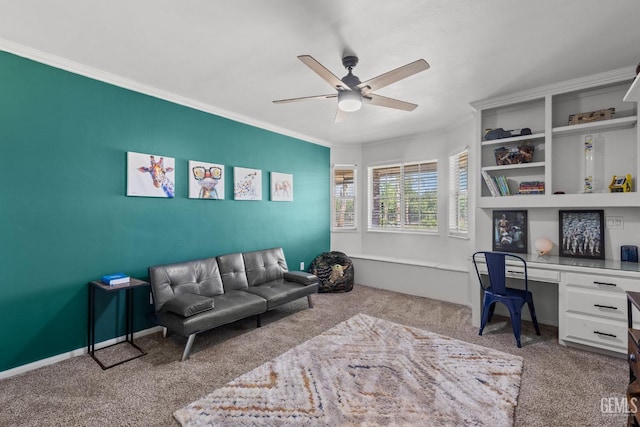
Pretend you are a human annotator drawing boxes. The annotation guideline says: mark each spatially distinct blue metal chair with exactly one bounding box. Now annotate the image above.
[472,251,541,347]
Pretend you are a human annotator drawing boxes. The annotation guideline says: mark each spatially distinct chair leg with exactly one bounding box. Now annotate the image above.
[487,302,496,323]
[509,306,523,348]
[307,295,314,308]
[257,314,262,328]
[162,327,168,338]
[527,298,541,336]
[181,334,196,361]
[479,299,494,336]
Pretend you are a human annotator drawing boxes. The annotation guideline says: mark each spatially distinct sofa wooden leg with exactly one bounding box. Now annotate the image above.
[181,334,196,361]
[257,314,262,328]
[162,327,168,338]
[307,295,314,308]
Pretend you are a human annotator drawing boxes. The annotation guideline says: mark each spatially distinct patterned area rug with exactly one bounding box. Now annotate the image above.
[174,314,523,426]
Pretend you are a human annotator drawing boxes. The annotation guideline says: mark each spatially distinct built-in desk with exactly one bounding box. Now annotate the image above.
[471,254,640,355]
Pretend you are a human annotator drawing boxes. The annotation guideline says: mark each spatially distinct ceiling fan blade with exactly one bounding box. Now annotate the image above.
[273,94,337,104]
[357,59,429,94]
[364,94,418,111]
[334,106,348,123]
[298,55,352,91]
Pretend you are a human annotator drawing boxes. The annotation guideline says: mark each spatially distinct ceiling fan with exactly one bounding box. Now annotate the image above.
[273,55,430,122]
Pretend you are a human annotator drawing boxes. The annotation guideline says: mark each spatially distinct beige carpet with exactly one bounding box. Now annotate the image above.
[0,284,627,426]
[174,313,523,426]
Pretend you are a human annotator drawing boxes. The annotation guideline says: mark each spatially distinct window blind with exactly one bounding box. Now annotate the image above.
[448,149,468,236]
[333,166,357,229]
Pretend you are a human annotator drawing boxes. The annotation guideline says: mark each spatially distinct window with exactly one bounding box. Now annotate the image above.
[368,160,438,232]
[332,165,357,230]
[449,149,468,236]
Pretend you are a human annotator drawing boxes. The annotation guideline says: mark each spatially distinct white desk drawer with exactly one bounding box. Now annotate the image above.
[563,313,626,352]
[475,263,559,283]
[565,272,636,292]
[505,265,559,283]
[566,287,626,321]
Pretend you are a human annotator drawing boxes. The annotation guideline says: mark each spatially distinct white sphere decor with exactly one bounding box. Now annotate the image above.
[534,237,554,256]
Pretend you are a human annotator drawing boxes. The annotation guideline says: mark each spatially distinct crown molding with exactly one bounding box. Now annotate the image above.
[470,66,636,111]
[0,38,332,148]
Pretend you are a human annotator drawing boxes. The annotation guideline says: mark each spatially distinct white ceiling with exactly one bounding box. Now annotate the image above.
[1,1,639,146]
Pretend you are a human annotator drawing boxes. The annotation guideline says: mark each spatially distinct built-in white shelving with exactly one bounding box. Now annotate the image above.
[472,67,639,208]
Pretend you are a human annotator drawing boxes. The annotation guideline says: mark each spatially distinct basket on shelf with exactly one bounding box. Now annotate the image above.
[568,108,615,125]
[494,141,534,166]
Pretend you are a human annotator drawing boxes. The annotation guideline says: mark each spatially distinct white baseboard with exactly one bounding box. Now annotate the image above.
[0,326,163,380]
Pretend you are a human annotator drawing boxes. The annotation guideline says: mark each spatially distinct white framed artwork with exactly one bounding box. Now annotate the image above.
[234,167,262,200]
[270,172,293,202]
[127,151,175,198]
[188,160,225,199]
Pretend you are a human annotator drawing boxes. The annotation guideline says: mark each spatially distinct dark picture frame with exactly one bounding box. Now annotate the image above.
[492,210,528,253]
[559,210,605,259]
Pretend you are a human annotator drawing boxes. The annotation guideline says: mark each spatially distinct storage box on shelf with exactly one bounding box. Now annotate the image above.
[472,67,639,208]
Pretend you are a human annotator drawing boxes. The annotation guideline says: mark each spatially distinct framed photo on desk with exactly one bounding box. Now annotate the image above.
[492,210,528,253]
[559,210,604,260]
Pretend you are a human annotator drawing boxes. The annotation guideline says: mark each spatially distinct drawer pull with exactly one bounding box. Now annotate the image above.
[593,330,617,338]
[507,270,524,274]
[593,304,618,310]
[593,281,617,287]
[631,354,637,362]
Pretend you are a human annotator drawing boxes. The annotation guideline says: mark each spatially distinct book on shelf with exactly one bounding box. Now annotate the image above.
[481,170,501,197]
[518,181,545,195]
[495,176,511,196]
[101,273,130,286]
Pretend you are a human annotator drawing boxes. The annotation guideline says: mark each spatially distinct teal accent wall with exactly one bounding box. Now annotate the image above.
[0,51,330,372]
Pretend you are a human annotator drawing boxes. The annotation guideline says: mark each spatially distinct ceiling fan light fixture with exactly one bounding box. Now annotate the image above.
[338,90,362,112]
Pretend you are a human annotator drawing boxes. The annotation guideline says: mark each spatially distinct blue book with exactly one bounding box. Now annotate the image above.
[101,273,130,286]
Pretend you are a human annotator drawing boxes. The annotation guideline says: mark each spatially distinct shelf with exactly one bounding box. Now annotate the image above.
[480,132,545,147]
[624,74,640,102]
[477,191,640,209]
[552,116,637,136]
[482,161,545,172]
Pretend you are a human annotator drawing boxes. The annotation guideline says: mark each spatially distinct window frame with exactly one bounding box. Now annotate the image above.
[448,148,469,238]
[331,164,358,231]
[367,159,439,233]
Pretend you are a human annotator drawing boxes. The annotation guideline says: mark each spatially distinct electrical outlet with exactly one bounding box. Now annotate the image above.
[300,262,305,271]
[606,216,624,229]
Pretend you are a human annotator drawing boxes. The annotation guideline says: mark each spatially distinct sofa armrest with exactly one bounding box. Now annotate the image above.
[161,293,214,317]
[283,271,318,286]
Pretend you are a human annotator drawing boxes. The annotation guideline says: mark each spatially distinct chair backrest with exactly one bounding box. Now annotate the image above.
[472,251,528,295]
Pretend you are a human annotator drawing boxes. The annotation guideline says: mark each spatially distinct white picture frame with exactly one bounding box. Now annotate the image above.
[234,167,262,200]
[270,172,293,202]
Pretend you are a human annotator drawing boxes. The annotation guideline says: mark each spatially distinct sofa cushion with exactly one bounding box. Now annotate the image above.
[217,252,249,291]
[244,248,287,286]
[161,293,215,317]
[245,279,319,310]
[157,290,267,336]
[149,257,224,312]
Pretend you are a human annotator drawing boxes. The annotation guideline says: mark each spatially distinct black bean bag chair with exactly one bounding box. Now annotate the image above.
[309,251,354,293]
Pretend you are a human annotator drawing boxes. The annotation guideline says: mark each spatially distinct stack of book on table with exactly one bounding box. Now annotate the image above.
[518,181,545,195]
[101,273,130,286]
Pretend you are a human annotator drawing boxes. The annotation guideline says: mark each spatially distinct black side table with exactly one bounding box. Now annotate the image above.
[88,278,150,369]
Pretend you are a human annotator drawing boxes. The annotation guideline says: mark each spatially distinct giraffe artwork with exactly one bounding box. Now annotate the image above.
[127,151,176,198]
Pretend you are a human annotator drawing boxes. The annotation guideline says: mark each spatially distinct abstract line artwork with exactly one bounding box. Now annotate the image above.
[234,167,262,200]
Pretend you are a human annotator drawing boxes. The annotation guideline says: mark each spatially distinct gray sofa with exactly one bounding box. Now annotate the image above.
[149,247,319,360]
